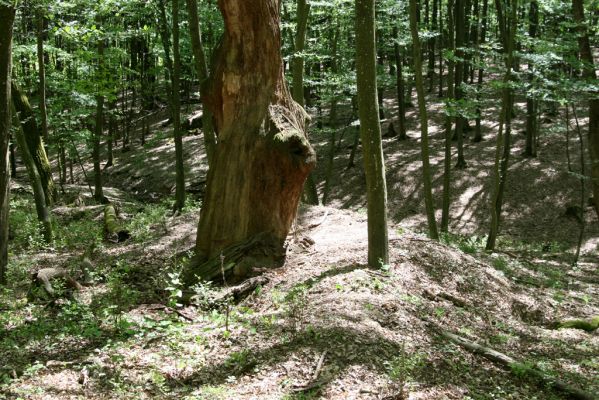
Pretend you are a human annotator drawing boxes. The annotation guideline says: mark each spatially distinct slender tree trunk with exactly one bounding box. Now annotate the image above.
[292,0,318,205]
[185,0,216,166]
[410,0,440,240]
[572,0,599,220]
[428,0,438,92]
[105,100,115,169]
[524,0,538,157]
[355,0,389,266]
[473,0,489,143]
[157,0,185,212]
[322,26,340,205]
[9,137,16,177]
[12,104,52,242]
[171,0,185,212]
[0,4,15,286]
[11,82,56,206]
[185,0,316,283]
[441,0,455,232]
[394,26,408,140]
[37,11,49,145]
[93,36,104,202]
[486,0,518,251]
[454,0,467,169]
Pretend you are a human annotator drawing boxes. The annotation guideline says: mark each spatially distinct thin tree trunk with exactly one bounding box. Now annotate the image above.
[185,0,216,166]
[157,0,185,212]
[524,0,538,157]
[355,0,389,266]
[571,105,586,264]
[410,0,439,240]
[454,0,467,169]
[394,26,408,140]
[428,0,438,92]
[486,0,518,251]
[0,4,15,285]
[93,35,104,202]
[473,0,489,143]
[9,137,16,177]
[441,0,455,232]
[292,0,318,205]
[37,11,49,145]
[171,0,185,212]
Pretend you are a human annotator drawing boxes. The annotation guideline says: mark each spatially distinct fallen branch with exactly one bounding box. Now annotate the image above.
[292,351,328,392]
[438,329,594,400]
[557,316,599,332]
[423,288,468,308]
[145,304,195,322]
[213,275,269,305]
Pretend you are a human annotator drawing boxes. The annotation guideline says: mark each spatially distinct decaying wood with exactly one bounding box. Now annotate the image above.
[28,267,83,301]
[557,316,599,332]
[437,328,594,400]
[103,204,130,243]
[423,288,468,308]
[213,276,269,304]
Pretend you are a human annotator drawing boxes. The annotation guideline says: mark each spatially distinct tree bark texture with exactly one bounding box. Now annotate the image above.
[11,82,56,206]
[572,0,599,221]
[0,4,15,285]
[185,0,216,166]
[189,0,316,281]
[409,0,439,240]
[93,37,104,202]
[355,0,389,266]
[11,104,52,242]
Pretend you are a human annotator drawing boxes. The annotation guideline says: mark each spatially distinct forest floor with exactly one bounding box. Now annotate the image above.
[1,88,598,399]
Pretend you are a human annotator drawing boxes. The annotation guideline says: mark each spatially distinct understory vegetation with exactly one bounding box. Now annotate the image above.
[1,0,598,398]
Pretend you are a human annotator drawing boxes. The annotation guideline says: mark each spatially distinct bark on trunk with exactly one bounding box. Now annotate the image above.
[37,12,49,144]
[572,0,599,221]
[355,0,389,266]
[409,0,439,240]
[185,0,216,166]
[11,82,56,206]
[187,0,315,283]
[93,36,104,202]
[12,103,52,242]
[0,4,15,286]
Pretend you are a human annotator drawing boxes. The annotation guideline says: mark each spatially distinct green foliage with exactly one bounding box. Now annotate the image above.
[441,232,484,254]
[385,343,426,390]
[126,201,169,244]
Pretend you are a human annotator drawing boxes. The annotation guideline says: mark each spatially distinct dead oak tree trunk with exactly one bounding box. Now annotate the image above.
[185,0,316,284]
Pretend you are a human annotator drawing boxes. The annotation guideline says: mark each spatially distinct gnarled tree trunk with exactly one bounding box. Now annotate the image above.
[187,0,316,283]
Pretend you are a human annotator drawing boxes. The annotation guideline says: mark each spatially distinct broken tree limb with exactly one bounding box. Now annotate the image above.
[103,204,130,243]
[438,329,595,400]
[214,275,269,304]
[28,268,83,301]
